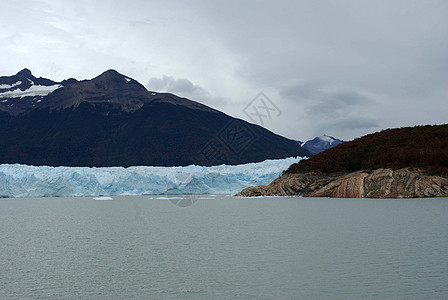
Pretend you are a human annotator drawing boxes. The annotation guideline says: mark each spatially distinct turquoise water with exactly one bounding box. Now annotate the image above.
[1,195,447,299]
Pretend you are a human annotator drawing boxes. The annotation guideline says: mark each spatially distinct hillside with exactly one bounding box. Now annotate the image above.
[237,124,448,198]
[286,124,448,176]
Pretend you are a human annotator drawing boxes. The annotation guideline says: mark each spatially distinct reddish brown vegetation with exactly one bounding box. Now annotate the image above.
[286,124,448,176]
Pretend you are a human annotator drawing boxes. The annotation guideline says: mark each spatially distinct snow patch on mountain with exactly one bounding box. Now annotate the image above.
[0,157,303,198]
[0,83,61,98]
[318,134,335,143]
[0,81,22,90]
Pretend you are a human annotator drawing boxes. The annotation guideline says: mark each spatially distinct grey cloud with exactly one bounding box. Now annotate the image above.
[146,75,209,100]
[277,82,380,140]
[146,75,229,110]
[279,83,375,116]
[330,117,379,130]
[311,116,380,141]
[1,0,447,141]
[279,82,323,101]
[308,90,374,116]
[321,91,371,106]
[190,0,448,137]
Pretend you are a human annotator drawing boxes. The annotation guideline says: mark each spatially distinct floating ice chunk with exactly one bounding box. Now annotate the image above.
[156,196,184,200]
[93,196,113,200]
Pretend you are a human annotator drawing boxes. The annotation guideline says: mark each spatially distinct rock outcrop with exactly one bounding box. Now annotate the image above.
[236,168,448,198]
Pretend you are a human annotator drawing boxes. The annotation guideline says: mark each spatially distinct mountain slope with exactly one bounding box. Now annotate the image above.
[0,69,309,167]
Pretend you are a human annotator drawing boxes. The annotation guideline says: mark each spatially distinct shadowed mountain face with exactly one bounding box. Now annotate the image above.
[0,69,309,167]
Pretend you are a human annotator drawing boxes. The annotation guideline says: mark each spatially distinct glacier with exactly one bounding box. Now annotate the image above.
[0,157,303,198]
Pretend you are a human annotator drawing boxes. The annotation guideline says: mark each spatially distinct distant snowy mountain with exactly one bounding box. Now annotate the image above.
[0,69,309,167]
[299,135,345,155]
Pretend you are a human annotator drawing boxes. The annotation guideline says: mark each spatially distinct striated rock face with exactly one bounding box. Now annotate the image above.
[236,168,448,198]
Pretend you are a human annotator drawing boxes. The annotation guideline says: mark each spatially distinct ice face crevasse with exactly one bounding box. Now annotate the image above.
[0,157,303,198]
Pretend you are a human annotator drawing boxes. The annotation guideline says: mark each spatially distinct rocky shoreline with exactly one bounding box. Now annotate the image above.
[236,168,448,198]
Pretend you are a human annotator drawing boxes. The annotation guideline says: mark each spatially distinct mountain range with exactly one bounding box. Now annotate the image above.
[0,69,309,167]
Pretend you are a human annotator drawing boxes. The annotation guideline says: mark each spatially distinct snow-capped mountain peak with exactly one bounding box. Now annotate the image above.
[0,69,63,114]
[317,134,336,144]
[0,82,61,99]
[300,134,345,155]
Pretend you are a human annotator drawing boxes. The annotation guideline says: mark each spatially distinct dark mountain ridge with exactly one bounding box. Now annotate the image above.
[0,69,309,167]
[1,68,59,89]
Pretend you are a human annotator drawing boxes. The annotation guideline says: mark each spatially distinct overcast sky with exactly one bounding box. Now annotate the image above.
[1,0,447,141]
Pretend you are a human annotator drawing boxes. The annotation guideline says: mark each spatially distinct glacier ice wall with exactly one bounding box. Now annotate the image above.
[0,157,303,198]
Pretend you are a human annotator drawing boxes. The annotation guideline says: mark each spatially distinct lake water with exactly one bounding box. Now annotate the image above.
[1,195,447,299]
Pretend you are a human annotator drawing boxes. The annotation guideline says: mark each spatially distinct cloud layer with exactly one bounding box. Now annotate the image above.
[1,0,447,140]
